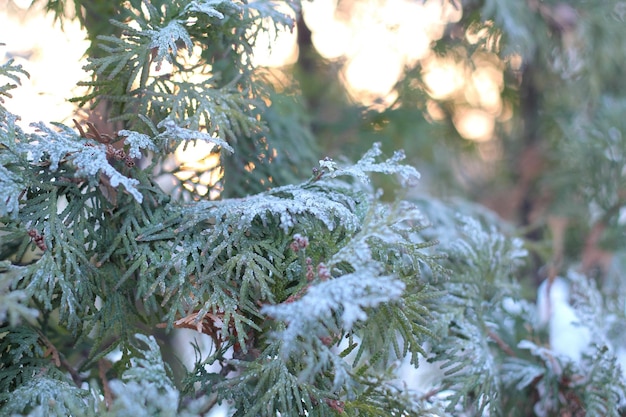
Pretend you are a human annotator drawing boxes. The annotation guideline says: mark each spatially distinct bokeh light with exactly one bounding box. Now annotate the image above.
[0,1,89,129]
[1,0,506,145]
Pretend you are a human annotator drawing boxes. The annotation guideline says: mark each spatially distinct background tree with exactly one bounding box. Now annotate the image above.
[1,0,626,416]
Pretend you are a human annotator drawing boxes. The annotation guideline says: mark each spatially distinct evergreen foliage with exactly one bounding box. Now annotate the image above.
[1,0,626,416]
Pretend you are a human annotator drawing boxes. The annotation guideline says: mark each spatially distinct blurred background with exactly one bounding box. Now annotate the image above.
[4,3,626,415]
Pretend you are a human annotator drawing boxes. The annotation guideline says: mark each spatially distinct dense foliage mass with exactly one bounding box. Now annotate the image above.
[1,0,626,416]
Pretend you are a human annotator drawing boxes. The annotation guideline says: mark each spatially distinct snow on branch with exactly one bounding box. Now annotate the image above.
[186,184,361,234]
[0,113,27,218]
[263,267,405,349]
[322,142,420,187]
[156,118,234,154]
[262,267,405,391]
[107,334,181,415]
[185,0,242,20]
[28,122,143,202]
[146,20,193,70]
[118,129,158,159]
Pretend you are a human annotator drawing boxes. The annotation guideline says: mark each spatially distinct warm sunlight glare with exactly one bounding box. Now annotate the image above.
[422,52,504,142]
[302,0,462,106]
[174,141,223,197]
[251,24,299,67]
[454,108,494,142]
[251,3,299,67]
[0,4,89,129]
[422,58,467,100]
[470,65,503,114]
[1,0,502,144]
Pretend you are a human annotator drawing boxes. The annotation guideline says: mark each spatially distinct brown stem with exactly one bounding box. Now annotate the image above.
[99,359,113,408]
[38,331,82,386]
[487,329,516,357]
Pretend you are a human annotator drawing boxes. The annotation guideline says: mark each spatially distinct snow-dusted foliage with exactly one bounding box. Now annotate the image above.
[0,113,27,218]
[107,140,444,414]
[118,129,157,159]
[513,340,626,417]
[0,377,93,416]
[105,334,182,416]
[326,142,420,187]
[3,0,626,415]
[0,60,29,218]
[449,214,528,280]
[28,122,143,202]
[0,325,95,415]
[188,184,362,234]
[147,19,194,69]
[185,0,242,19]
[263,266,405,350]
[156,118,234,154]
[0,262,38,326]
[407,211,532,415]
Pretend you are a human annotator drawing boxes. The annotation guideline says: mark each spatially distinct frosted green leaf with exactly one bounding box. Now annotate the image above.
[1,112,28,217]
[262,267,405,390]
[185,0,242,19]
[0,376,92,416]
[326,142,421,187]
[147,20,193,69]
[189,183,360,233]
[118,129,157,158]
[262,267,405,352]
[451,215,528,277]
[157,118,234,154]
[122,334,171,386]
[0,162,25,218]
[29,122,143,202]
[108,379,180,417]
[0,261,39,326]
[105,334,180,416]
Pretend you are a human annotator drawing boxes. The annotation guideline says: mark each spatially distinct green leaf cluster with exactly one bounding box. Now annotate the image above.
[2,0,626,415]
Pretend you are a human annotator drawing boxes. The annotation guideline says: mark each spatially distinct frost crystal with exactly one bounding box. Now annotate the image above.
[451,214,527,274]
[0,162,24,218]
[319,157,337,172]
[118,129,157,158]
[157,118,234,154]
[189,184,361,233]
[28,122,143,202]
[328,142,420,187]
[262,267,405,352]
[185,0,241,19]
[147,20,193,69]
[107,334,181,416]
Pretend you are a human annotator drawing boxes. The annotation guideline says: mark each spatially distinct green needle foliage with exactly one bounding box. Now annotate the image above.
[2,0,626,416]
